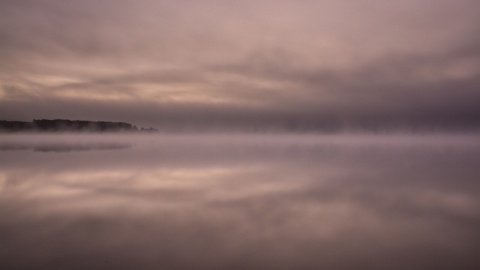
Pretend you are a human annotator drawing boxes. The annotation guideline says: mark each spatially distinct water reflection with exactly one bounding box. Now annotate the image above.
[0,134,479,270]
[0,141,131,152]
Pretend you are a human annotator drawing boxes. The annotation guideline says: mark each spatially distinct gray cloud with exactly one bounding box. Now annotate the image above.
[1,0,480,131]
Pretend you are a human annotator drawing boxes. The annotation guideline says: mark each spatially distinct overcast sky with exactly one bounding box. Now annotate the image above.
[1,0,479,130]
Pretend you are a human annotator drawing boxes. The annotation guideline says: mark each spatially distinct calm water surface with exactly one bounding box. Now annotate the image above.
[1,134,479,270]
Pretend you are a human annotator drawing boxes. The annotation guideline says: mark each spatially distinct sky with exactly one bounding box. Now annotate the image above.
[1,0,479,131]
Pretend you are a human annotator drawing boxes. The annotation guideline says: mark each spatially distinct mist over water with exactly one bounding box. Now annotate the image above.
[1,133,479,270]
[2,0,479,268]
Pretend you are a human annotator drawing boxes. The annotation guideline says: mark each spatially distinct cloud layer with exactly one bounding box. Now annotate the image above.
[1,0,480,130]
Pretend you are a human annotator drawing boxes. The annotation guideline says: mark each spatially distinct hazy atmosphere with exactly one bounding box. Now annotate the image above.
[1,134,480,269]
[1,1,480,270]
[1,0,480,130]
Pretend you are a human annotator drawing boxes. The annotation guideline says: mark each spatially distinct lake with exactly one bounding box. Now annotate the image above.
[1,134,479,270]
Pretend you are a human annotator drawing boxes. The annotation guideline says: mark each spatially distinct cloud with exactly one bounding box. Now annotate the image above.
[1,0,479,130]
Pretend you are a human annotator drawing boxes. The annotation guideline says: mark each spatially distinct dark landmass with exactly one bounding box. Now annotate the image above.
[2,118,479,134]
[0,119,157,133]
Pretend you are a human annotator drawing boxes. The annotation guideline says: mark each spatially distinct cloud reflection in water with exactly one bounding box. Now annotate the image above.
[0,134,479,270]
